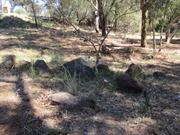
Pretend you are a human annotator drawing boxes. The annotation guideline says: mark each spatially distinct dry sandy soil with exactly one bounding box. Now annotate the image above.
[0,26,179,135]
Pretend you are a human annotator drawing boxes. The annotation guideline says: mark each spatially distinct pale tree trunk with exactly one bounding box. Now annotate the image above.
[95,0,100,33]
[166,16,180,34]
[165,16,180,44]
[165,29,171,44]
[141,0,147,47]
[160,23,164,48]
[166,24,179,44]
[159,13,167,50]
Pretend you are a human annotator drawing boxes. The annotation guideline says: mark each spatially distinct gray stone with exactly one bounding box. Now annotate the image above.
[115,74,143,94]
[125,63,144,79]
[48,92,78,105]
[48,92,100,112]
[53,58,95,80]
[33,60,50,76]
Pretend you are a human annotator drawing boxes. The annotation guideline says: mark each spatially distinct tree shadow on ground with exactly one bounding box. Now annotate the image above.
[0,71,61,135]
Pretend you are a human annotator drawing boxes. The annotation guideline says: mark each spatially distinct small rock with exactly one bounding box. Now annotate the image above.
[2,55,16,69]
[143,55,154,60]
[125,63,144,79]
[49,92,100,112]
[153,71,166,80]
[96,64,110,72]
[115,74,143,94]
[77,97,100,112]
[33,60,50,76]
[172,95,180,102]
[48,92,78,105]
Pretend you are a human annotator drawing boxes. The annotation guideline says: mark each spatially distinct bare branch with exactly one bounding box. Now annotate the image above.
[64,18,98,52]
[87,0,97,10]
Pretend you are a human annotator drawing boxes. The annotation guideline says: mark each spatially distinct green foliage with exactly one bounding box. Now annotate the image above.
[14,7,27,15]
[27,64,38,79]
[62,70,80,94]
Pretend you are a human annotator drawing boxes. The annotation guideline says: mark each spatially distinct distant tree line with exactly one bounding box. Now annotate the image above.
[13,0,180,47]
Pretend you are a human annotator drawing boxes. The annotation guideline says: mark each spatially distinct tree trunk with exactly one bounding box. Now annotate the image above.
[31,0,38,28]
[160,23,164,48]
[166,24,179,44]
[95,0,100,33]
[152,19,156,49]
[98,0,106,37]
[165,29,171,44]
[114,3,118,32]
[140,0,147,47]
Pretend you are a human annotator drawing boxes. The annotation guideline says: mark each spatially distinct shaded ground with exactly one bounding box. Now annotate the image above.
[0,24,180,135]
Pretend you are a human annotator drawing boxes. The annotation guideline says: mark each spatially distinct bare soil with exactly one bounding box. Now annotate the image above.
[0,27,179,135]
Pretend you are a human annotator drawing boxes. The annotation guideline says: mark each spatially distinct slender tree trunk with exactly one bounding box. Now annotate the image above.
[141,0,147,47]
[165,28,170,41]
[31,0,38,28]
[160,23,164,48]
[152,19,156,49]
[95,0,100,33]
[165,29,171,44]
[98,0,106,37]
[114,3,118,32]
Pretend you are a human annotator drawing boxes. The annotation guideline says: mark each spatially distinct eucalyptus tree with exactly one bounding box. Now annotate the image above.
[164,0,180,44]
[13,0,40,28]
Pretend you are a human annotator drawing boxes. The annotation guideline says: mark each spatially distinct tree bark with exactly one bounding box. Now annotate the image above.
[30,0,38,28]
[140,0,147,47]
[152,19,156,49]
[166,24,179,44]
[114,3,118,32]
[97,0,106,37]
[95,0,100,33]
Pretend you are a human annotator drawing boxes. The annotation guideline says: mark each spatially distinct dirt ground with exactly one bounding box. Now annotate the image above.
[0,27,180,135]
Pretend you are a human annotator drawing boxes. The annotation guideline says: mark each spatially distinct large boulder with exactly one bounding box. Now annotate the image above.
[33,60,50,76]
[125,63,144,79]
[55,58,95,80]
[115,74,143,94]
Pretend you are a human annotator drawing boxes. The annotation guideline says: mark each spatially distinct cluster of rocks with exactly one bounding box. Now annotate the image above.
[52,58,111,80]
[2,55,168,111]
[3,55,166,94]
